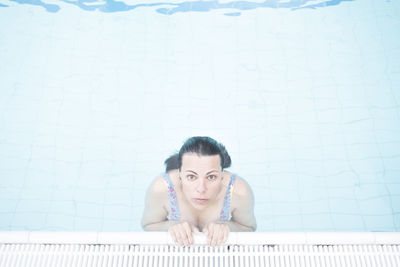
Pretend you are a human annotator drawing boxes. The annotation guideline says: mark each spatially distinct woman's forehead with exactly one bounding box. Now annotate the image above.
[181,153,221,168]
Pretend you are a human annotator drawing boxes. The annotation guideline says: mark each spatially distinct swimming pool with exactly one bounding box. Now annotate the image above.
[0,0,399,233]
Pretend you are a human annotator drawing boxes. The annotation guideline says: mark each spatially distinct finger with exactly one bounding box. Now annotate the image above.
[203,224,209,243]
[179,224,192,246]
[216,226,224,246]
[174,225,187,246]
[175,227,186,246]
[182,222,193,245]
[211,224,221,246]
[212,224,225,247]
[169,227,178,245]
[203,225,210,244]
[208,224,216,246]
[218,225,228,245]
[223,226,229,244]
[203,227,208,236]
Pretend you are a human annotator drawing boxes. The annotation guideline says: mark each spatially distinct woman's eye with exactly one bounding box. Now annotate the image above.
[208,175,217,180]
[187,175,196,180]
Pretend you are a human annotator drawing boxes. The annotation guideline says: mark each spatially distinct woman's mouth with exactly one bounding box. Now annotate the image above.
[193,198,208,204]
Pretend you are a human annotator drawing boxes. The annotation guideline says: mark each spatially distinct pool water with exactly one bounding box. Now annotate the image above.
[0,0,399,232]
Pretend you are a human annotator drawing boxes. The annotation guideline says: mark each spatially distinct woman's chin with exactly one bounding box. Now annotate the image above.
[191,200,209,210]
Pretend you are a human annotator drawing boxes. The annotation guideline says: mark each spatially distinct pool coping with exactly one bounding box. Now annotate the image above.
[0,232,399,245]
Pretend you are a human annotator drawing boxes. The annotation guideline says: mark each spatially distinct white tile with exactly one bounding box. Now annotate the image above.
[0,231,30,243]
[28,231,98,244]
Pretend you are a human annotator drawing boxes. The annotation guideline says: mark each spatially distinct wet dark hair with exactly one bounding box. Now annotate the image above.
[164,136,231,172]
[164,153,180,172]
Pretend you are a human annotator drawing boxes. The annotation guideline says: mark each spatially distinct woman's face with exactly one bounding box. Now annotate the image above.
[179,153,223,210]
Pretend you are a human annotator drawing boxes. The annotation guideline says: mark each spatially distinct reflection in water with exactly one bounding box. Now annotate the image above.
[292,0,354,10]
[224,12,241,16]
[9,0,60,12]
[4,0,354,15]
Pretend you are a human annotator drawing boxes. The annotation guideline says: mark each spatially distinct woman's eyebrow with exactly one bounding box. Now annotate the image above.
[185,170,218,175]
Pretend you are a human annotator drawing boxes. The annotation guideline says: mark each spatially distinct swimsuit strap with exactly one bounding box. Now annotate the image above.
[218,173,237,222]
[162,172,181,221]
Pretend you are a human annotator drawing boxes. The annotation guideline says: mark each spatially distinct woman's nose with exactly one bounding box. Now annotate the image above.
[196,178,206,193]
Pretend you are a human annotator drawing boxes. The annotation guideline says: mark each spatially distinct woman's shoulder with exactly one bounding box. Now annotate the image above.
[230,173,252,197]
[148,174,169,194]
[166,169,181,187]
[150,169,181,193]
[225,172,254,218]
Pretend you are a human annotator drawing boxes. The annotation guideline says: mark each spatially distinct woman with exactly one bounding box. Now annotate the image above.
[141,136,257,246]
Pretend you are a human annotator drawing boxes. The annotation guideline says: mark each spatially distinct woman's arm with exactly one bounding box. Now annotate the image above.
[141,176,170,230]
[229,177,257,231]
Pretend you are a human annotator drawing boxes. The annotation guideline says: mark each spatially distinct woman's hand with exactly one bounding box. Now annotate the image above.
[203,222,230,246]
[168,221,200,246]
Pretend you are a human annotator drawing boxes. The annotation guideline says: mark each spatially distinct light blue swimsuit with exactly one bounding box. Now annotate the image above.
[162,172,237,222]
